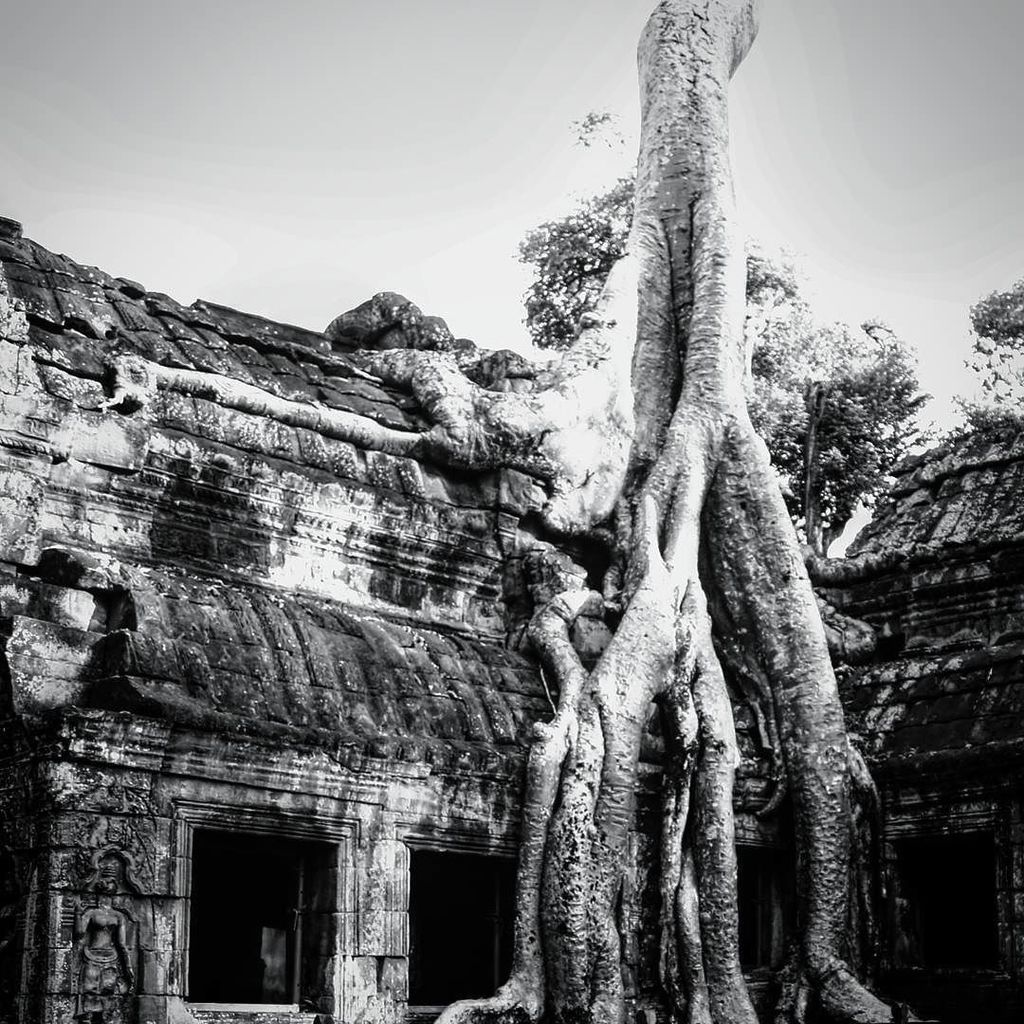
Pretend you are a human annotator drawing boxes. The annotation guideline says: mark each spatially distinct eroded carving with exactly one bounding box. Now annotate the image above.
[74,847,139,1024]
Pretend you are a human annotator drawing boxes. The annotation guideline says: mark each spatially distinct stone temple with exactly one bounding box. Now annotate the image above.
[0,216,1020,1023]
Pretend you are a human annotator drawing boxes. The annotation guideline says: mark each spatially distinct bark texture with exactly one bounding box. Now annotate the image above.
[321,2,909,1022]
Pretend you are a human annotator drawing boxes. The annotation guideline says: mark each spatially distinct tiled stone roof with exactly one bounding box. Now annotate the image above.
[832,433,1024,775]
[848,433,1024,559]
[1,570,548,765]
[826,434,1024,651]
[840,640,1024,773]
[0,220,547,766]
[0,217,425,434]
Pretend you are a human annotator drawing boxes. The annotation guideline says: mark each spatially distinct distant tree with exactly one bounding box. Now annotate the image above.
[954,278,1024,439]
[749,315,926,553]
[518,175,926,553]
[519,175,634,351]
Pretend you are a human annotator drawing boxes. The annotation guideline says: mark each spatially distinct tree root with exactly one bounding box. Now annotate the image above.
[704,418,908,1024]
[846,739,883,982]
[432,0,909,1019]
[347,254,643,534]
[688,618,759,1024]
[658,675,702,1023]
[712,629,789,818]
[93,350,424,456]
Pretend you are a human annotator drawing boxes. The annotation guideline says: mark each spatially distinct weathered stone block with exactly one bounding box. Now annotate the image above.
[140,947,184,996]
[378,956,408,1002]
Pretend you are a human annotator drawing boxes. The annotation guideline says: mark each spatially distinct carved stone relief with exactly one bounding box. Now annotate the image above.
[73,847,140,1024]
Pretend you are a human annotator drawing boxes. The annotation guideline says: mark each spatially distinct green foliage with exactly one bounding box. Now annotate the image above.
[951,402,1024,443]
[748,317,926,544]
[518,176,635,351]
[571,111,626,149]
[971,278,1024,357]
[517,174,926,544]
[955,279,1024,440]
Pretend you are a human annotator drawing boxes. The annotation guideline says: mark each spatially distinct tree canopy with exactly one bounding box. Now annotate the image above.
[518,174,926,552]
[749,315,925,553]
[519,175,635,351]
[955,277,1024,439]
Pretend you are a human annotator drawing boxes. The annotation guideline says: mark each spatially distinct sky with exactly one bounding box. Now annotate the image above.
[2,0,1022,429]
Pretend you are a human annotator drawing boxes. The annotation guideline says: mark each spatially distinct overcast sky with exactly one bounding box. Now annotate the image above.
[3,0,1022,427]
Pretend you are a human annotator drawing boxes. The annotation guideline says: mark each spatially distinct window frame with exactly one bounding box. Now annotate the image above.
[735,841,793,976]
[173,800,355,1014]
[401,828,517,1021]
[883,795,1011,980]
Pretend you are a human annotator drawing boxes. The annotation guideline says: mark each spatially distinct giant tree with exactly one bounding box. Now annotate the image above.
[332,2,897,1022]
[519,171,925,556]
[107,2,904,1021]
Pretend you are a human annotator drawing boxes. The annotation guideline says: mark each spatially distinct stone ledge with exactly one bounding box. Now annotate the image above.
[188,1008,319,1024]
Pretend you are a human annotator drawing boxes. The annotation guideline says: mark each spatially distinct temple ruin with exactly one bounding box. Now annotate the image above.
[0,215,1021,1023]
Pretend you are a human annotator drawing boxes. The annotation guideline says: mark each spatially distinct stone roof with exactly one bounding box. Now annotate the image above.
[841,640,1024,775]
[831,433,1024,776]
[848,433,1024,560]
[1,568,548,767]
[0,216,425,434]
[0,219,547,768]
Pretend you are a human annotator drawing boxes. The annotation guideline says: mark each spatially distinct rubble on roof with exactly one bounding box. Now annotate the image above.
[0,223,431,433]
[848,433,1024,559]
[0,222,551,771]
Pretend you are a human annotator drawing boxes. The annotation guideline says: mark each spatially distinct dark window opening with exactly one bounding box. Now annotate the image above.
[737,846,791,971]
[892,832,998,969]
[408,849,515,1006]
[188,829,334,1006]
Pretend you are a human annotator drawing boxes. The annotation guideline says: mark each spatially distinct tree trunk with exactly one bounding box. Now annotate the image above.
[803,380,829,556]
[307,2,911,1022]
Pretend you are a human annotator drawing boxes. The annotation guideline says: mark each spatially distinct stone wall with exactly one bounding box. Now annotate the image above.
[0,219,552,1024]
[816,436,1024,1023]
[3,216,1021,1024]
[1,709,530,1024]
